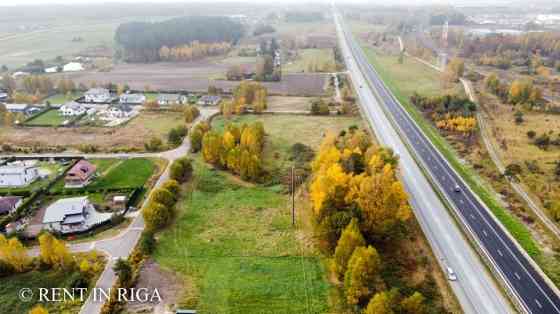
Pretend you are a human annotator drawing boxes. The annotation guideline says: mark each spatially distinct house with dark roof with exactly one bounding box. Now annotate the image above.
[65,160,97,188]
[0,196,22,216]
[42,196,90,232]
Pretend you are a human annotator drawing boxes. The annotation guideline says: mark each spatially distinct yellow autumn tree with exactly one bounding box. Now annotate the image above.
[28,305,49,314]
[344,245,381,306]
[310,163,351,215]
[333,219,366,279]
[0,235,30,273]
[364,291,394,314]
[356,163,411,238]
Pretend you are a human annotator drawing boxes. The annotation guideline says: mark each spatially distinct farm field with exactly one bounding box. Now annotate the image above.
[154,161,330,313]
[266,96,313,111]
[283,48,335,73]
[57,61,328,96]
[0,111,185,152]
[24,109,70,126]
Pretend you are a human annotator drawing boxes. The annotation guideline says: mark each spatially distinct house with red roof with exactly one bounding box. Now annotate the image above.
[65,160,97,188]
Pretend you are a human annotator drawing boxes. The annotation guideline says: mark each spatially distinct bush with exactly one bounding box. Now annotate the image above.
[527,130,536,139]
[144,136,163,152]
[149,188,175,208]
[169,157,193,183]
[310,98,329,115]
[161,179,180,198]
[138,231,156,255]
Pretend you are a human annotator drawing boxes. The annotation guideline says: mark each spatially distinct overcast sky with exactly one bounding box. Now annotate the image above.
[0,0,457,5]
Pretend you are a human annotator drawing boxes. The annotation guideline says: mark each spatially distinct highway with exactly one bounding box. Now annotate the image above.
[335,11,560,314]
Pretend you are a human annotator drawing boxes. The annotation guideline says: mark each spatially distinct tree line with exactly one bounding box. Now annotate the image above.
[201,122,265,182]
[309,127,428,312]
[410,92,477,135]
[115,16,244,63]
[221,81,268,116]
[484,73,543,108]
[159,41,232,62]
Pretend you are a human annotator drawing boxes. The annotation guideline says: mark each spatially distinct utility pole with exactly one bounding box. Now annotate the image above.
[291,166,295,226]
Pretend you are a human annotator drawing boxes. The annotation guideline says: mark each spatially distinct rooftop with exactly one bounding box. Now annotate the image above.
[43,196,89,224]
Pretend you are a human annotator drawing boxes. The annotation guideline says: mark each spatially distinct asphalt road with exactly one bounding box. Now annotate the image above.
[335,12,560,314]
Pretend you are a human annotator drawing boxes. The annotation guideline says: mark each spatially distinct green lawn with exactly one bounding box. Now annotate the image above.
[45,92,83,105]
[0,270,83,314]
[24,109,69,126]
[361,45,540,257]
[89,158,155,189]
[88,158,120,174]
[154,161,330,313]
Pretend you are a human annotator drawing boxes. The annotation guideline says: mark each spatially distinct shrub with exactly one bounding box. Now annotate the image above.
[169,157,193,183]
[310,98,329,115]
[144,136,163,152]
[149,188,175,208]
[527,130,536,139]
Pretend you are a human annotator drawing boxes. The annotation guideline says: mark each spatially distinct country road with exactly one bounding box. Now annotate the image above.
[335,12,510,314]
[339,12,560,314]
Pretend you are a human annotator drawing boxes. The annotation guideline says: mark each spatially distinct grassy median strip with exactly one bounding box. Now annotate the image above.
[361,46,540,258]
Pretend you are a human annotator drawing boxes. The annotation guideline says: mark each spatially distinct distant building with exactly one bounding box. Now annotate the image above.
[105,104,134,119]
[197,95,222,106]
[0,164,39,187]
[63,62,84,72]
[84,88,111,103]
[60,101,86,116]
[65,160,97,188]
[42,196,93,232]
[119,93,146,105]
[0,196,22,216]
[4,104,29,114]
[157,94,187,106]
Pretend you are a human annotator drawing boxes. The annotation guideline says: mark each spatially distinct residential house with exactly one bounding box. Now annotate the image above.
[63,62,84,72]
[60,101,86,116]
[119,93,146,105]
[84,88,111,103]
[4,104,29,114]
[197,95,222,106]
[104,104,133,119]
[0,164,39,187]
[42,196,92,232]
[65,160,96,188]
[157,94,187,106]
[0,89,8,102]
[0,196,22,216]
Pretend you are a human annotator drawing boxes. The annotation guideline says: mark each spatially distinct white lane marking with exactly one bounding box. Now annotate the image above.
[459,199,464,204]
[497,249,503,257]
[515,272,521,280]
[535,299,543,309]
[470,214,476,220]
[483,229,488,237]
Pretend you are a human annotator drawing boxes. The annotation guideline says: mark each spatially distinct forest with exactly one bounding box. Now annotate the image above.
[114,16,244,62]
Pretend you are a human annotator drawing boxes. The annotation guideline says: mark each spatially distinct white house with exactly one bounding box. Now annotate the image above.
[42,196,93,233]
[84,88,111,103]
[45,66,60,73]
[119,93,146,105]
[157,94,187,106]
[0,164,39,187]
[63,62,84,72]
[107,104,133,119]
[60,101,86,116]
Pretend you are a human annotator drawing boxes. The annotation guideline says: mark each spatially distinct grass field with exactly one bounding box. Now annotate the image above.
[45,92,83,105]
[283,48,335,73]
[361,45,541,257]
[0,269,84,313]
[24,109,69,126]
[154,161,330,313]
[89,158,155,189]
[212,114,363,177]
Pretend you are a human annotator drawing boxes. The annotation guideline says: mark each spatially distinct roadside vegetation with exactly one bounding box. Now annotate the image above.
[0,233,105,313]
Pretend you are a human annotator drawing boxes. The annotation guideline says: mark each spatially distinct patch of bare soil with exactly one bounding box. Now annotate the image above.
[125,258,186,314]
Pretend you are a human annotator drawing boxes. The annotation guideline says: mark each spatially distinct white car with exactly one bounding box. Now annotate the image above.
[447,267,457,281]
[454,184,461,193]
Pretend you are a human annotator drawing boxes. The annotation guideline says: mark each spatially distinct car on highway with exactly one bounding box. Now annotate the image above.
[447,267,457,281]
[454,184,461,193]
